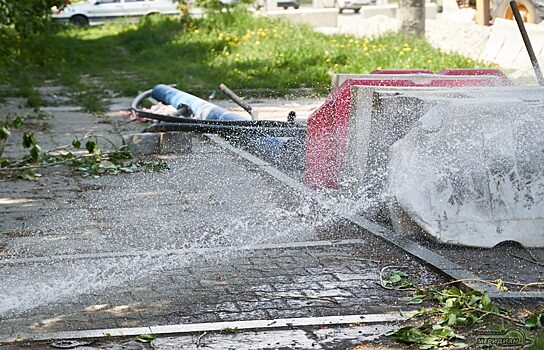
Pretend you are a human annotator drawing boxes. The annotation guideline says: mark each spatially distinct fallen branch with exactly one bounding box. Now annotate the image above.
[520,282,544,291]
[511,253,544,268]
[466,305,524,326]
[196,331,209,348]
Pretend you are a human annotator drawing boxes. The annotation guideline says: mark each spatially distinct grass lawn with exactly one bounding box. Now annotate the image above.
[0,9,489,108]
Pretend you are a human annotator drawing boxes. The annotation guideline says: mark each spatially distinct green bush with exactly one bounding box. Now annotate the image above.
[0,0,69,36]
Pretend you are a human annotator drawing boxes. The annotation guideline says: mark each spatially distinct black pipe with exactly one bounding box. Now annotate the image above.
[510,0,544,86]
[144,122,306,138]
[220,83,257,120]
[132,89,304,129]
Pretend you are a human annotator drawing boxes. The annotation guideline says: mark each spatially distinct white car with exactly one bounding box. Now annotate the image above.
[51,0,180,26]
[336,0,375,13]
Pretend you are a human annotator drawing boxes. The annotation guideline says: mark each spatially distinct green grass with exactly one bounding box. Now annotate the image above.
[0,9,490,99]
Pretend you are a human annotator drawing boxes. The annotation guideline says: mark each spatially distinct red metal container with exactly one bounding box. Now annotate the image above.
[304,70,512,189]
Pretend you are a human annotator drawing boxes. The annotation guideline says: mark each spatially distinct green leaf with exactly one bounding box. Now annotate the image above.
[447,313,457,326]
[22,132,36,148]
[445,298,455,308]
[389,274,402,283]
[134,333,156,343]
[30,144,41,162]
[18,170,36,180]
[393,325,427,344]
[72,138,81,149]
[481,293,491,306]
[13,116,24,129]
[526,313,543,329]
[85,140,97,154]
[0,127,10,140]
[410,290,428,304]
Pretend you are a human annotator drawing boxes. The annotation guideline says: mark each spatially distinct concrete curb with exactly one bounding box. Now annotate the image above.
[0,313,408,344]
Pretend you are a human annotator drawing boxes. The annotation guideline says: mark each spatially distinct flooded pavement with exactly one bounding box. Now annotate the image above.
[0,94,434,349]
[0,134,445,339]
[1,89,543,350]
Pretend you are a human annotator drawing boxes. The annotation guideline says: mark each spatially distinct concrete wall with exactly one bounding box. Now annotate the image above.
[266,8,338,27]
[480,18,544,71]
[266,4,437,29]
[360,3,438,19]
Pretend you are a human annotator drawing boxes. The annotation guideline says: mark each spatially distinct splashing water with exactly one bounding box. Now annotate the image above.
[0,138,349,318]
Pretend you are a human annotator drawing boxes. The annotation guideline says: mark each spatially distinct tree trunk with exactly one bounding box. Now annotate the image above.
[398,0,425,36]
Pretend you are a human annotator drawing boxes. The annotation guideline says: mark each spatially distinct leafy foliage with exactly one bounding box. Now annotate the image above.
[0,130,169,180]
[390,323,466,349]
[0,115,24,157]
[0,0,70,36]
[195,0,254,13]
[382,269,415,289]
[388,287,515,349]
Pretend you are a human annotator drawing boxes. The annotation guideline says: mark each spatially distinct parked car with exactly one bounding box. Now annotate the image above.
[336,0,375,13]
[277,0,300,9]
[51,0,180,26]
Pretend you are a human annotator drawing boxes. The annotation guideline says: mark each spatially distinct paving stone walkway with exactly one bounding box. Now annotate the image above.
[2,86,542,350]
[0,90,443,350]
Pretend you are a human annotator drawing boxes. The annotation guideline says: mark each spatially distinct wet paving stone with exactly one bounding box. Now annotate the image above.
[0,242,444,336]
[0,114,447,341]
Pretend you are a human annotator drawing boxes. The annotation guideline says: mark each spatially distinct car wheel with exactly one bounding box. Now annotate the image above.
[493,0,538,23]
[70,15,88,26]
[354,7,360,13]
[294,4,299,8]
[339,7,343,13]
[283,5,288,9]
